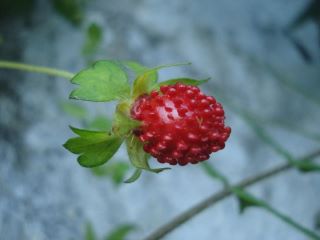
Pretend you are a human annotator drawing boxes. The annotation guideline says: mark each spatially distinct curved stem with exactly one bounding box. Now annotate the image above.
[0,60,74,79]
[142,149,320,240]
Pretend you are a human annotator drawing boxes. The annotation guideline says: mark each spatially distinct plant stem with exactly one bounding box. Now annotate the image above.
[142,149,320,240]
[0,60,74,79]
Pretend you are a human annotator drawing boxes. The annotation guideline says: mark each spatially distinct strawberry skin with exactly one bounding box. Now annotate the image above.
[130,83,231,166]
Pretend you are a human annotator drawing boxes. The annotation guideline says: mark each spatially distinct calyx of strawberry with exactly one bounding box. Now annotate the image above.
[63,60,230,182]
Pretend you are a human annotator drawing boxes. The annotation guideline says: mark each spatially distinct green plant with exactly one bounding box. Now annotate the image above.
[1,59,319,240]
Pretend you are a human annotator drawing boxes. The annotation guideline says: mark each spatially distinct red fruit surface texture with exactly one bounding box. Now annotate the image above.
[130,83,231,166]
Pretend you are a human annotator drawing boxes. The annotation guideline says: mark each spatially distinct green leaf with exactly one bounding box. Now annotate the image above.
[52,0,85,25]
[60,101,87,119]
[82,23,103,56]
[85,222,97,240]
[70,60,130,102]
[293,160,320,173]
[232,187,264,213]
[232,188,320,240]
[152,77,209,90]
[201,162,229,187]
[125,135,170,173]
[105,224,136,240]
[91,162,130,185]
[63,126,123,167]
[124,168,142,183]
[87,115,112,131]
[112,101,141,137]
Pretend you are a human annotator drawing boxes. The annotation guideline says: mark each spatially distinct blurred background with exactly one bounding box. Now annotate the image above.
[0,0,320,239]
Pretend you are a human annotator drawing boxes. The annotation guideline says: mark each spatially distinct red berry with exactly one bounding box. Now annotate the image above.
[130,83,231,166]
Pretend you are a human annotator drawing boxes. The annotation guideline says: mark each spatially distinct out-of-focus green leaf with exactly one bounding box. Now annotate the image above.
[52,0,86,25]
[63,126,123,167]
[70,60,130,102]
[126,135,170,173]
[82,23,103,56]
[91,162,131,185]
[105,224,136,240]
[85,222,97,240]
[231,104,320,173]
[266,64,320,107]
[233,187,320,240]
[88,115,112,131]
[288,0,320,30]
[232,187,264,213]
[293,161,320,173]
[124,169,142,183]
[60,101,87,119]
[200,146,320,239]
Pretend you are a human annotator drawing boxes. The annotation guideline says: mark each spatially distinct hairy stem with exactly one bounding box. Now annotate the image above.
[143,149,320,240]
[0,60,74,79]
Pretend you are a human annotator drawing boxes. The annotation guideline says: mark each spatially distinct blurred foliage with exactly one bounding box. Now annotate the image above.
[289,0,320,30]
[105,224,137,240]
[85,222,97,240]
[266,63,320,107]
[202,163,320,239]
[91,162,131,186]
[60,101,112,131]
[87,115,112,132]
[286,0,320,63]
[52,0,87,25]
[61,101,87,119]
[315,211,320,230]
[82,23,103,57]
[85,222,136,240]
[0,0,35,19]
[224,99,320,173]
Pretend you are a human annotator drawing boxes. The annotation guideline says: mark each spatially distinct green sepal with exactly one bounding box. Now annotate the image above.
[70,60,130,102]
[112,101,141,137]
[124,168,142,183]
[125,135,170,173]
[124,61,158,98]
[63,126,123,168]
[152,77,209,90]
[124,61,192,98]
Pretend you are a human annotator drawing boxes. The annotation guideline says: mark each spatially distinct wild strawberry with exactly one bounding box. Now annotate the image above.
[130,83,231,166]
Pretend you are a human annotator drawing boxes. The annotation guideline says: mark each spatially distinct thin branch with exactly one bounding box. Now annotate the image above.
[0,60,74,79]
[142,149,320,240]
